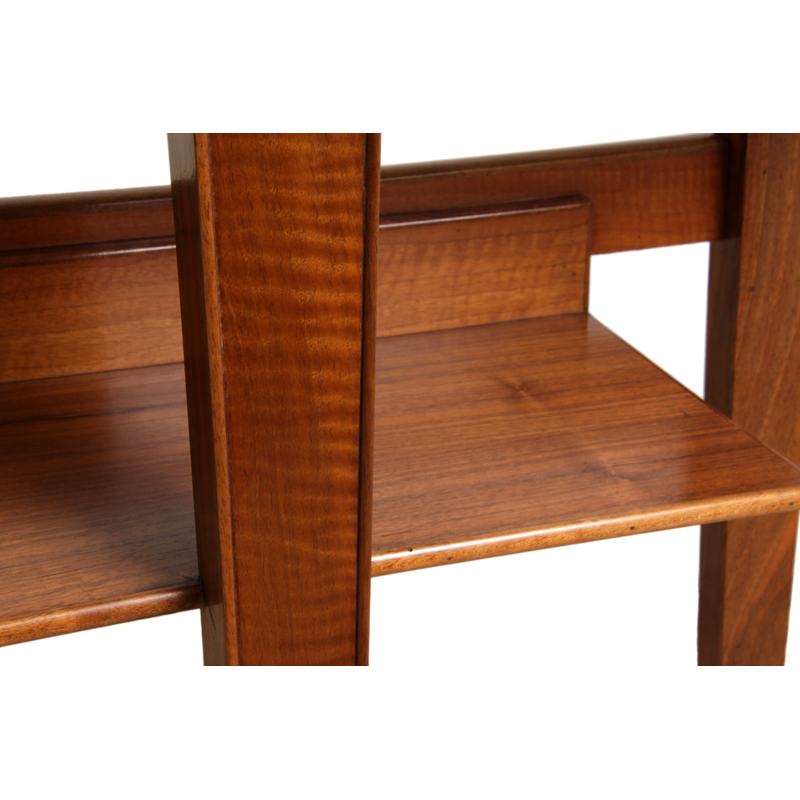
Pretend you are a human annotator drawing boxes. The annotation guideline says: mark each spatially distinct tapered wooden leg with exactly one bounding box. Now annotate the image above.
[168,134,380,665]
[699,134,800,665]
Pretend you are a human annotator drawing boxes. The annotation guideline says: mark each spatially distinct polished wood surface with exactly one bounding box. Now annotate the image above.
[1,134,727,258]
[0,364,200,646]
[0,200,587,379]
[169,133,379,665]
[371,314,800,575]
[700,133,800,665]
[378,196,590,337]
[0,135,728,388]
[4,312,799,645]
[0,186,174,251]
[0,240,182,383]
[381,134,727,254]
[3,132,795,667]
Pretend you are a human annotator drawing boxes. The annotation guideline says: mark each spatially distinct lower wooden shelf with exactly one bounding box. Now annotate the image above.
[0,366,200,645]
[372,314,800,572]
[3,312,800,645]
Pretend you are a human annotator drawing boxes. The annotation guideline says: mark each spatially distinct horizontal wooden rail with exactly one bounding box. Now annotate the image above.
[0,134,729,255]
[0,134,730,384]
[381,134,728,254]
[0,186,175,251]
[1,195,592,382]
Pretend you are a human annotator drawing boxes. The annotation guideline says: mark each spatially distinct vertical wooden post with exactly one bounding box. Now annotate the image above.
[699,134,800,665]
[168,134,380,665]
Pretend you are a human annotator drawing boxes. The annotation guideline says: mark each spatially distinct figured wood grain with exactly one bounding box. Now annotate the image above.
[0,240,182,383]
[4,311,799,645]
[380,134,727,254]
[0,364,200,646]
[371,314,800,575]
[0,186,174,251]
[700,133,800,666]
[0,135,729,384]
[1,134,726,259]
[169,133,379,666]
[378,197,590,336]
[0,198,588,379]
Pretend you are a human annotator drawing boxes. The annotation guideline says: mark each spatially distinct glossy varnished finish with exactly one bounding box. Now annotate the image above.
[3,132,793,667]
[0,186,174,251]
[371,315,800,575]
[0,134,729,386]
[169,134,379,665]
[378,197,591,337]
[1,134,726,259]
[4,314,798,645]
[0,364,200,646]
[0,240,182,383]
[700,134,800,666]
[0,198,588,373]
[380,135,727,254]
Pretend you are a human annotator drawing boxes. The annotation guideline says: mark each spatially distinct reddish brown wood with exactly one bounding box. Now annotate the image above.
[0,134,729,387]
[700,134,800,666]
[0,240,182,383]
[0,364,200,646]
[0,197,588,380]
[1,134,727,259]
[4,311,798,646]
[169,133,379,665]
[378,196,591,337]
[357,134,381,665]
[372,315,800,575]
[0,186,174,251]
[6,132,792,668]
[168,133,227,665]
[380,134,728,254]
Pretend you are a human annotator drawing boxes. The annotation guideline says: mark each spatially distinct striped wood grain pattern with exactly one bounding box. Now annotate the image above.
[169,133,379,666]
[0,135,726,256]
[0,135,729,384]
[377,196,590,337]
[380,134,727,254]
[0,241,182,383]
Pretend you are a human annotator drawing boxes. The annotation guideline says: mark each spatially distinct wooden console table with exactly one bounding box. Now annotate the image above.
[1,133,798,665]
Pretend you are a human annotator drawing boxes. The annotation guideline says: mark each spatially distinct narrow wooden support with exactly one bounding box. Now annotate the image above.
[168,134,380,665]
[700,134,800,666]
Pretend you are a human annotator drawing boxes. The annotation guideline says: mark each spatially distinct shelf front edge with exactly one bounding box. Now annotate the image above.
[0,584,203,647]
[371,488,800,576]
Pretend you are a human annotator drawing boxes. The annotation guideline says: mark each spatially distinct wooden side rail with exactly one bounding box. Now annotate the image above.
[0,134,729,385]
[0,134,727,255]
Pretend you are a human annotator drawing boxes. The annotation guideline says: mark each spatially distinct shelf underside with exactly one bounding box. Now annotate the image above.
[3,313,800,644]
